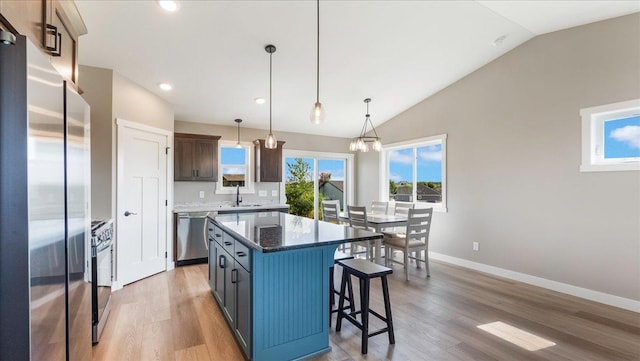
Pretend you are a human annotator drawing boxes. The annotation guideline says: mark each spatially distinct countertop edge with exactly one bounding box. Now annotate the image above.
[211,216,382,253]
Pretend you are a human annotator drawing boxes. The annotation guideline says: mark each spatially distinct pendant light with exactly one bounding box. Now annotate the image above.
[309,0,325,124]
[265,44,278,149]
[349,98,382,152]
[234,118,242,148]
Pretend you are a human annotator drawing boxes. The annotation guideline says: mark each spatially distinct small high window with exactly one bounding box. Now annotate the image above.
[580,99,640,172]
[217,141,254,193]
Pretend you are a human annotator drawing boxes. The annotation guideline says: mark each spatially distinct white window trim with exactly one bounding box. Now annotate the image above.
[379,134,448,212]
[580,99,640,172]
[216,140,255,194]
[281,149,355,219]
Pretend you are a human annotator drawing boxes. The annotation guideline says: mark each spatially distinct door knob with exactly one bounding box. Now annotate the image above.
[124,211,137,217]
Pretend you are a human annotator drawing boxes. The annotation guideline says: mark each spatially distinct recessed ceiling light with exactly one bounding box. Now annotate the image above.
[158,1,179,12]
[254,97,265,104]
[159,83,173,91]
[492,34,508,47]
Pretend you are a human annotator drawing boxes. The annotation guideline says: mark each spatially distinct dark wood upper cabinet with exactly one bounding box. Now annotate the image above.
[0,0,86,86]
[254,139,285,182]
[175,133,221,182]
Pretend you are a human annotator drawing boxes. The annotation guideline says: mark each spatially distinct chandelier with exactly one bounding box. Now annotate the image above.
[349,98,381,152]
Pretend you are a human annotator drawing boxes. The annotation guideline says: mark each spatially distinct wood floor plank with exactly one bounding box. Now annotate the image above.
[93,261,640,361]
[140,319,175,361]
[175,344,210,361]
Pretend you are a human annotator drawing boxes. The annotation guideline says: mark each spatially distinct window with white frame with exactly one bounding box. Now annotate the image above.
[217,141,253,193]
[381,134,447,211]
[580,99,640,172]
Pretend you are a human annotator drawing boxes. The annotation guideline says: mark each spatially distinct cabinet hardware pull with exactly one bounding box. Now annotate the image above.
[224,241,232,246]
[231,269,238,283]
[219,255,225,268]
[236,252,246,257]
[208,228,213,231]
[215,234,222,238]
[45,24,60,56]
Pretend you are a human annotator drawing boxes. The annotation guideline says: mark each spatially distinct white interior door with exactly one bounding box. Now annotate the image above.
[117,123,168,286]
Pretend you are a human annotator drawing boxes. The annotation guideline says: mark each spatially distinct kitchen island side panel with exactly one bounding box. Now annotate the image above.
[252,245,336,361]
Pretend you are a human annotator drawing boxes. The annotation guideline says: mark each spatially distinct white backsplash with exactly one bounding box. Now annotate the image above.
[174,181,282,205]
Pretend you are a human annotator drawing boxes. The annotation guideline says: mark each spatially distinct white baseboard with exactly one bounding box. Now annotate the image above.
[429,252,640,313]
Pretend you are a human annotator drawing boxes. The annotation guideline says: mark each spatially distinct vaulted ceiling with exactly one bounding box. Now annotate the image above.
[77,1,639,138]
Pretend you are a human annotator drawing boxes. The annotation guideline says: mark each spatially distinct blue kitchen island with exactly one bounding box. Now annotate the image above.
[208,211,382,361]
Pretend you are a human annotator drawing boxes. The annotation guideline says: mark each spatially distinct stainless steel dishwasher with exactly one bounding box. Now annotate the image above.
[176,211,215,266]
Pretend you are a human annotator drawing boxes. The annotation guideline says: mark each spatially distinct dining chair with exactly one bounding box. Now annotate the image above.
[370,201,389,215]
[382,207,433,281]
[322,200,345,251]
[321,200,340,224]
[347,205,375,261]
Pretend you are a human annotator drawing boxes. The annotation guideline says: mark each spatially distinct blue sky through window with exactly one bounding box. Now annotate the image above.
[389,144,442,183]
[221,147,246,164]
[604,115,640,159]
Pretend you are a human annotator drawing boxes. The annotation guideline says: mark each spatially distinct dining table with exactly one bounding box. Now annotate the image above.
[338,212,408,264]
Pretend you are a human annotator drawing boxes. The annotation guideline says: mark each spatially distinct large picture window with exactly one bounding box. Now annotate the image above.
[382,134,446,211]
[580,99,640,172]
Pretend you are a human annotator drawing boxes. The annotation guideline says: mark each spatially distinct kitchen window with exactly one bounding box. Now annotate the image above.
[216,141,254,193]
[381,134,447,212]
[580,99,640,172]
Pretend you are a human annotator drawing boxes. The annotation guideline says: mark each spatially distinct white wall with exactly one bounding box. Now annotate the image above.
[358,14,640,302]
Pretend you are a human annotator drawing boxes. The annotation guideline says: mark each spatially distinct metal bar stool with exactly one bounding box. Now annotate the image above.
[330,251,355,327]
[336,258,395,354]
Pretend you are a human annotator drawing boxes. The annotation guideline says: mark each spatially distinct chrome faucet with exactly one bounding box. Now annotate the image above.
[236,184,242,206]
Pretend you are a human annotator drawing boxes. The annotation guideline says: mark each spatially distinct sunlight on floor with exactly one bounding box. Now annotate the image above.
[477,321,556,351]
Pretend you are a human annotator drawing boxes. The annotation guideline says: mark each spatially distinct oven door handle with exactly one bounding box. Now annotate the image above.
[95,240,113,254]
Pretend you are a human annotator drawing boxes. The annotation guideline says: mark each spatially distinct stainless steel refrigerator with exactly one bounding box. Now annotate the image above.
[0,34,91,360]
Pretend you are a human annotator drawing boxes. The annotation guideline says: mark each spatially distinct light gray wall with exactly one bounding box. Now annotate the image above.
[80,65,175,221]
[359,14,640,301]
[79,65,113,220]
[173,120,352,204]
[112,72,174,132]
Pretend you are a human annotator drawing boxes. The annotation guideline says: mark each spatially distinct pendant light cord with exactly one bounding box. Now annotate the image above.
[316,0,320,104]
[270,51,273,133]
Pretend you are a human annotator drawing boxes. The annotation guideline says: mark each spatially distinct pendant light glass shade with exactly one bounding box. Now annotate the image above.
[350,98,382,153]
[310,102,325,124]
[310,0,325,124]
[265,133,277,149]
[265,44,278,149]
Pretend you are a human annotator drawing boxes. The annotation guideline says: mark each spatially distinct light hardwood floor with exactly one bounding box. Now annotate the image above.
[92,260,640,361]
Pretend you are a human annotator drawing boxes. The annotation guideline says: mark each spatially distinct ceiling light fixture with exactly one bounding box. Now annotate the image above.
[254,97,265,105]
[264,45,278,149]
[349,98,382,152]
[309,0,325,125]
[234,118,243,148]
[159,83,173,91]
[158,0,179,12]
[0,30,16,45]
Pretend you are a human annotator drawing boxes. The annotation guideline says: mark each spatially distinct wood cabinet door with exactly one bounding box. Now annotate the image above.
[174,137,195,180]
[255,140,285,182]
[0,0,43,51]
[194,139,217,181]
[49,3,77,83]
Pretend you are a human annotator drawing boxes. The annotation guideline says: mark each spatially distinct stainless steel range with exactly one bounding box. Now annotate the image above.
[91,220,113,344]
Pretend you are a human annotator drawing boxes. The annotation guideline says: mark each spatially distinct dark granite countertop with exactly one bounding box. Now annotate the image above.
[212,211,382,253]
